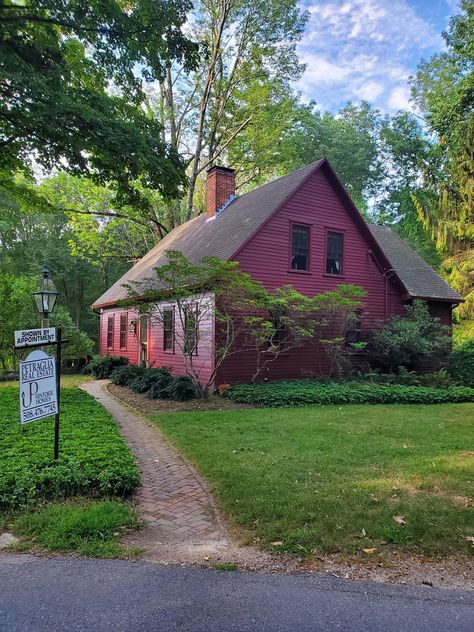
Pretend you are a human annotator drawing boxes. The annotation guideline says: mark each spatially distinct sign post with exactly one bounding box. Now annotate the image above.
[15,327,66,460]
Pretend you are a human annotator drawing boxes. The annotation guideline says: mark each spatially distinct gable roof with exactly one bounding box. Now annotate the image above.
[92,159,324,307]
[368,224,462,302]
[92,158,462,307]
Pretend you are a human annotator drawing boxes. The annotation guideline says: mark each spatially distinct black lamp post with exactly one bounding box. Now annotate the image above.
[33,267,59,328]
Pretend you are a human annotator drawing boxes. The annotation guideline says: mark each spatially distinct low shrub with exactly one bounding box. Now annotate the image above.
[354,368,453,388]
[127,367,172,394]
[83,355,129,379]
[164,376,196,401]
[448,340,474,387]
[109,365,145,386]
[224,380,474,407]
[110,364,197,401]
[0,386,140,509]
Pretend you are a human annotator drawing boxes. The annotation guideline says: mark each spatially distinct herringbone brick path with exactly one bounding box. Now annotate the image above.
[81,381,222,540]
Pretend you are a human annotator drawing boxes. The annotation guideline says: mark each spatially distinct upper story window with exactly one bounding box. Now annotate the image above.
[163,308,174,352]
[119,313,127,349]
[326,231,343,275]
[291,224,310,271]
[107,315,114,348]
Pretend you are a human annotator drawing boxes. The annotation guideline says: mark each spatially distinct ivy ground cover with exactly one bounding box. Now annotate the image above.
[152,403,474,559]
[0,383,139,509]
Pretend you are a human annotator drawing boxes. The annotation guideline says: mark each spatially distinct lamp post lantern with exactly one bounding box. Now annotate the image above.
[33,267,59,328]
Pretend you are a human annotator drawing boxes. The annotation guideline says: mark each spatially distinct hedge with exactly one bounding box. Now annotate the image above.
[0,386,140,509]
[225,380,474,407]
[110,365,196,401]
[448,340,474,388]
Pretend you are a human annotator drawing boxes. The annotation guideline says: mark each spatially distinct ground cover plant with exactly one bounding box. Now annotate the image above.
[224,380,474,407]
[0,384,139,509]
[152,403,474,559]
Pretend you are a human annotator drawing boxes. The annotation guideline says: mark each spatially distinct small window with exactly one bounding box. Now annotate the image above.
[163,308,174,352]
[119,313,127,349]
[107,315,114,348]
[291,224,310,271]
[326,231,343,275]
[345,311,362,344]
[184,305,198,355]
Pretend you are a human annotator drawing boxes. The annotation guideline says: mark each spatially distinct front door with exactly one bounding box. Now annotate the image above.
[139,315,148,365]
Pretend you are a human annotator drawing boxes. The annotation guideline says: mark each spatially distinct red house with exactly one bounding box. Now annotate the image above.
[92,159,462,386]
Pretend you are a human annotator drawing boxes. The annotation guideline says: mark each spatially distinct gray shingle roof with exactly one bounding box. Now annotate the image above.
[92,160,323,306]
[92,159,462,307]
[368,224,462,302]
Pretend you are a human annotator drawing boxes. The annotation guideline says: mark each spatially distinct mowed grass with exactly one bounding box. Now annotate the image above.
[11,499,140,558]
[152,404,474,559]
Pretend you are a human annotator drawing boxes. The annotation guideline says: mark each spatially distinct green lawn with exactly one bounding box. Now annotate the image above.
[0,382,140,555]
[151,404,474,559]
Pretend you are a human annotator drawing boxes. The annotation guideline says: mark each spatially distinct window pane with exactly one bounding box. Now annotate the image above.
[291,225,309,271]
[163,309,174,351]
[107,316,114,348]
[184,305,198,355]
[119,314,127,349]
[326,231,343,274]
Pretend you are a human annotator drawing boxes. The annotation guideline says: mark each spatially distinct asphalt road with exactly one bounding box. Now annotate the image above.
[0,554,473,632]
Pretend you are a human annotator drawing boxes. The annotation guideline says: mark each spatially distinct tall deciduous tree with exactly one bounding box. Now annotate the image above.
[0,0,198,209]
[153,0,308,220]
[411,0,474,323]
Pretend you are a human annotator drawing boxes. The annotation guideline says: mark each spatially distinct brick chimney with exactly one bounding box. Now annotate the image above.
[206,165,236,219]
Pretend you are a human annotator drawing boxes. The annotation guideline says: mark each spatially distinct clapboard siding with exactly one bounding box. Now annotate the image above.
[216,166,405,384]
[99,298,215,385]
[99,308,139,364]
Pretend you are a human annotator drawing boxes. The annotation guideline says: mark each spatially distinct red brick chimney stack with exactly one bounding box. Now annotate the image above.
[206,165,236,219]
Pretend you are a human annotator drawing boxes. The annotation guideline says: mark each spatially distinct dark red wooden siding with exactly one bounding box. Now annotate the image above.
[216,165,406,384]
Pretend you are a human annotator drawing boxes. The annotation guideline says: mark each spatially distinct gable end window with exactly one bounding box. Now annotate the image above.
[291,224,310,271]
[163,308,174,352]
[326,231,343,275]
[107,315,114,349]
[119,313,127,349]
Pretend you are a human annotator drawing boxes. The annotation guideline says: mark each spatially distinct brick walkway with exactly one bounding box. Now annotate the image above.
[81,381,222,541]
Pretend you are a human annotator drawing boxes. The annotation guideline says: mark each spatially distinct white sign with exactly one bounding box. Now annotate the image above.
[19,350,58,424]
[14,327,56,348]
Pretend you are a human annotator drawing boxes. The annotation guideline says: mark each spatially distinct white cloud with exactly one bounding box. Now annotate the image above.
[388,85,412,111]
[298,0,443,112]
[358,81,384,101]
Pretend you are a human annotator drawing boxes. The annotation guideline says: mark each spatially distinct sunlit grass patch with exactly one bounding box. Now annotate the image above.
[151,403,474,559]
[12,499,140,557]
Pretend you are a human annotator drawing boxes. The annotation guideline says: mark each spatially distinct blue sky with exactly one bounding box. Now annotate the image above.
[297,0,459,113]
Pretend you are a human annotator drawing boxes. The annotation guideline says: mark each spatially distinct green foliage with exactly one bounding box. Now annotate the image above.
[369,301,451,372]
[83,355,129,379]
[448,339,474,387]
[110,364,196,401]
[411,0,474,323]
[0,0,197,208]
[0,273,37,369]
[164,376,197,402]
[225,380,474,407]
[13,499,139,557]
[357,368,454,388]
[51,306,94,360]
[281,102,383,209]
[0,386,140,509]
